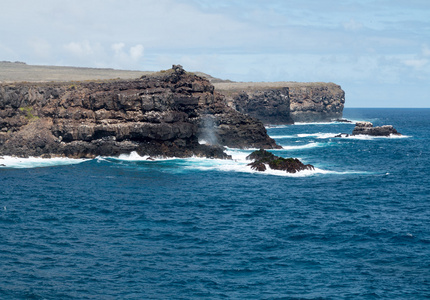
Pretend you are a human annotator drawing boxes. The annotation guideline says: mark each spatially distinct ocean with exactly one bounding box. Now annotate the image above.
[1,108,429,299]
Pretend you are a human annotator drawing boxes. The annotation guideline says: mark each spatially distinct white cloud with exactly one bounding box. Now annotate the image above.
[111,43,144,64]
[130,45,144,60]
[343,18,364,31]
[422,44,430,57]
[403,59,428,69]
[112,43,125,54]
[64,41,95,57]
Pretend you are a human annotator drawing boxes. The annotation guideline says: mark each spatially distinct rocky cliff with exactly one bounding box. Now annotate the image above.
[214,82,345,124]
[214,86,293,125]
[288,83,345,122]
[0,66,278,158]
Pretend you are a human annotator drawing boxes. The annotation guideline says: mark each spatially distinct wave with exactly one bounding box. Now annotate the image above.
[0,156,87,169]
[342,134,411,140]
[270,135,297,139]
[266,119,373,128]
[272,132,411,141]
[279,142,328,150]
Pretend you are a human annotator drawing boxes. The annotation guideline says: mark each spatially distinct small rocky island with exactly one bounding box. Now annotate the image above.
[246,149,314,173]
[352,122,401,136]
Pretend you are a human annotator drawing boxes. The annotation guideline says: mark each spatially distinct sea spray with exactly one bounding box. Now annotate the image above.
[198,115,218,145]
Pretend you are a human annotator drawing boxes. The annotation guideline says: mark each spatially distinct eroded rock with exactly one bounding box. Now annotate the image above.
[0,66,279,158]
[246,149,314,173]
[352,122,401,136]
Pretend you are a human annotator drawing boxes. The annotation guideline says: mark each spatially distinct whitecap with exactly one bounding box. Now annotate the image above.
[343,134,410,140]
[269,135,297,139]
[104,151,179,162]
[279,142,327,150]
[0,156,87,169]
[296,133,340,139]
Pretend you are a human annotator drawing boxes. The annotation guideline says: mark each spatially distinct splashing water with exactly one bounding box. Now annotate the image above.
[198,115,218,145]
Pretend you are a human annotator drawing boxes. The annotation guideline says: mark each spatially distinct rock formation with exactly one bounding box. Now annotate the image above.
[214,82,345,124]
[218,87,293,125]
[246,149,314,173]
[351,122,401,136]
[288,83,345,122]
[0,65,279,158]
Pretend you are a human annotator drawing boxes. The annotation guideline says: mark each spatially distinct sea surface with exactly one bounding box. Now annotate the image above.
[1,108,429,299]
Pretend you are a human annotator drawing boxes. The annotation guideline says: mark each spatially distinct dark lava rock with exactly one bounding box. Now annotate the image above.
[352,122,401,136]
[246,149,314,173]
[333,118,352,123]
[0,65,279,159]
[334,133,350,138]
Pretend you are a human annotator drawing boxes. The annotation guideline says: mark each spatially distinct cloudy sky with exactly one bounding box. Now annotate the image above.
[1,0,429,107]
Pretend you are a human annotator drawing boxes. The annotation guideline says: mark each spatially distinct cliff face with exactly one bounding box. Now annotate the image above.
[0,66,278,158]
[288,83,345,122]
[219,87,293,125]
[214,82,345,124]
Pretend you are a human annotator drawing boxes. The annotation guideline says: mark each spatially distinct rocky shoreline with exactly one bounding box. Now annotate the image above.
[0,65,278,159]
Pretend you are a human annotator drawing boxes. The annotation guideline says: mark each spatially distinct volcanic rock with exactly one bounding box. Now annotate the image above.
[0,66,279,158]
[246,149,314,173]
[352,122,401,136]
[214,82,345,124]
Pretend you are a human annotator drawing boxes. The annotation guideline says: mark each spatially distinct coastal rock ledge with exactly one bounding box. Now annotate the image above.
[352,122,401,136]
[0,65,279,159]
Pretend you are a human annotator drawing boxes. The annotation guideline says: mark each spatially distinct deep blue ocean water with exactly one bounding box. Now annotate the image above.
[1,108,429,299]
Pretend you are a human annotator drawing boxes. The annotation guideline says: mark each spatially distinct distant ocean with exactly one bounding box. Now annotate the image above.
[1,108,429,299]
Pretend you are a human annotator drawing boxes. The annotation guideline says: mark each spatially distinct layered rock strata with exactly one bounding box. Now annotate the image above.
[214,82,345,124]
[219,87,293,125]
[352,122,401,136]
[288,83,345,122]
[0,66,278,158]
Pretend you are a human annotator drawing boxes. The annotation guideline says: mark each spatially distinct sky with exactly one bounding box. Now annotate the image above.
[1,0,429,107]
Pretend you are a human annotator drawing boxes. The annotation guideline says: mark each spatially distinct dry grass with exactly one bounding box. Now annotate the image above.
[214,81,338,92]
[0,62,153,83]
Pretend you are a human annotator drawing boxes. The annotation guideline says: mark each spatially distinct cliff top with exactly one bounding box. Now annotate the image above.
[0,61,152,83]
[213,81,341,92]
[0,62,337,88]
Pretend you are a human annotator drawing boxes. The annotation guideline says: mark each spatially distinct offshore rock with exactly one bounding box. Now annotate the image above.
[246,149,314,173]
[0,66,279,158]
[352,122,401,136]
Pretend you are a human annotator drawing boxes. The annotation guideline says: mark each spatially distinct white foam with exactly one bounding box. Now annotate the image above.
[0,156,87,169]
[105,151,182,162]
[297,133,340,139]
[270,135,297,139]
[343,134,410,140]
[294,121,337,125]
[280,142,326,150]
[115,151,151,161]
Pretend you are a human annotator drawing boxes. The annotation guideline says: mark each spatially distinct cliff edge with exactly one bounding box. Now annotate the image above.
[0,66,278,158]
[214,82,345,124]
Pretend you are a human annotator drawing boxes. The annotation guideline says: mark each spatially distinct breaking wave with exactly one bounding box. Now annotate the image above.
[0,156,87,169]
